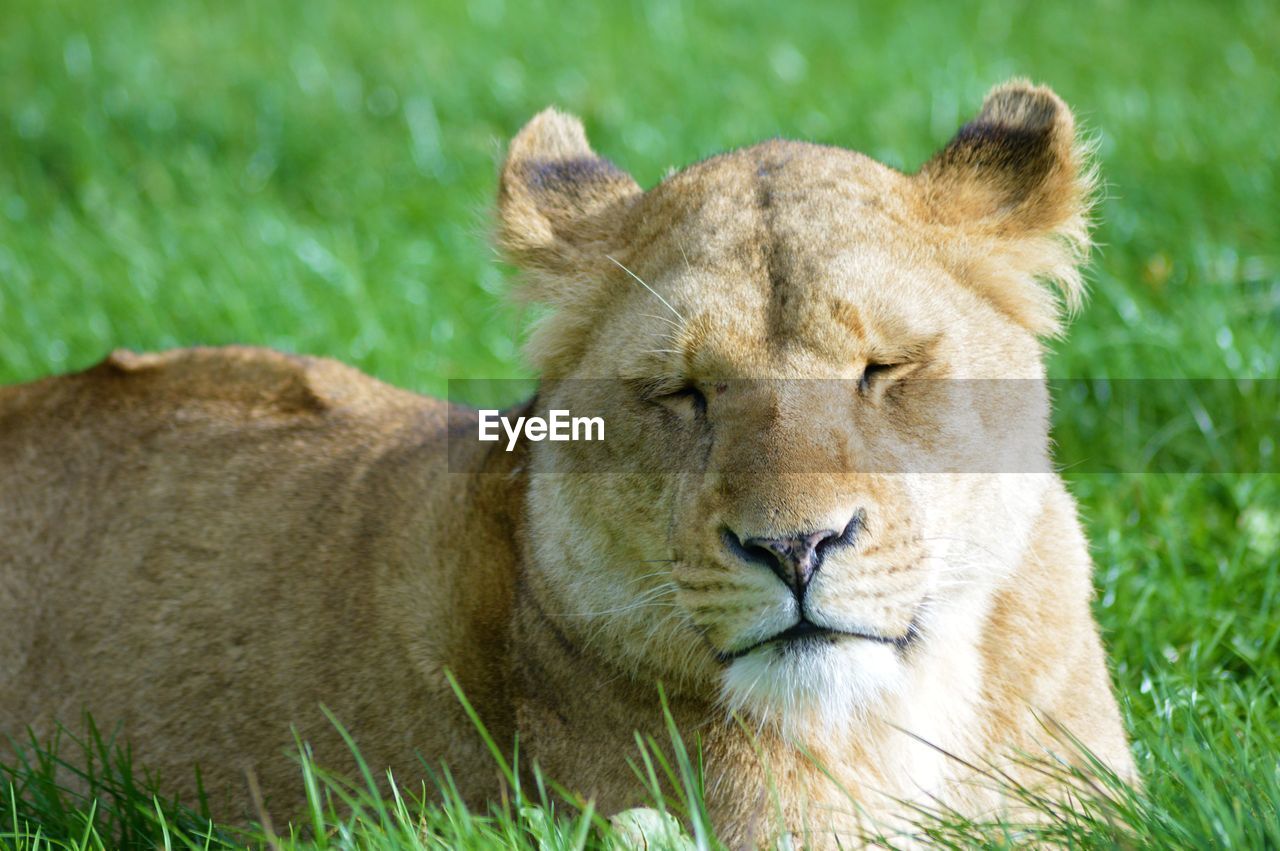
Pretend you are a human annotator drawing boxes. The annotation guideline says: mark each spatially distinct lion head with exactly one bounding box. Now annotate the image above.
[497,81,1093,738]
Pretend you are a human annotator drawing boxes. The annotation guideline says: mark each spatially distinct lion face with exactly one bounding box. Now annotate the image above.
[501,82,1091,735]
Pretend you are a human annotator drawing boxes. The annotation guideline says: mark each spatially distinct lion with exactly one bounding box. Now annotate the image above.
[0,80,1133,846]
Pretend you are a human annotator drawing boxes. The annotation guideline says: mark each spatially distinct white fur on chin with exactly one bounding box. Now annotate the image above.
[720,637,905,742]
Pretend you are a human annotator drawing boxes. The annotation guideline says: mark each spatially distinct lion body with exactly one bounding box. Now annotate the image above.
[1,82,1133,846]
[0,348,519,813]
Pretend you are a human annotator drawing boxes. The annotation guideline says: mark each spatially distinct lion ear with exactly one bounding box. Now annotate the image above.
[498,109,640,281]
[917,80,1095,335]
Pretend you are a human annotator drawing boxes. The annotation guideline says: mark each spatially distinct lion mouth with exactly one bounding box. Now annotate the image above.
[717,618,915,663]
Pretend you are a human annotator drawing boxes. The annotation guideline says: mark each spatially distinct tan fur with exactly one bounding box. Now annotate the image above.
[1,81,1132,846]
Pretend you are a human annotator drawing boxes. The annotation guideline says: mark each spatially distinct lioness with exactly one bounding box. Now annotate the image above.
[0,81,1133,845]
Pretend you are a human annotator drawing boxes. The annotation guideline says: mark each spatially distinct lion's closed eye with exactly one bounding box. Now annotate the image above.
[858,360,924,401]
[652,382,707,418]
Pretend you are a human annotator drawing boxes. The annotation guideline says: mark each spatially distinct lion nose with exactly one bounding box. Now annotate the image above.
[723,513,862,599]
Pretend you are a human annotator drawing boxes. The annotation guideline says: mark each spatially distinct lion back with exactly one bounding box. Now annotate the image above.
[0,346,445,761]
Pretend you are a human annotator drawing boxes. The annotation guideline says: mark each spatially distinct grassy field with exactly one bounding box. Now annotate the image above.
[2,0,1278,847]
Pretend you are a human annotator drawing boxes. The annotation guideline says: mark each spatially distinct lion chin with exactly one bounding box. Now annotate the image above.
[721,634,907,739]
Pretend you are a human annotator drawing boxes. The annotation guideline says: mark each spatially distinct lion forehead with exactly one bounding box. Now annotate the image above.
[626,140,917,265]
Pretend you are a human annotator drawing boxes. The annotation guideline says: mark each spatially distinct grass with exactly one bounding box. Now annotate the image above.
[2,0,1278,847]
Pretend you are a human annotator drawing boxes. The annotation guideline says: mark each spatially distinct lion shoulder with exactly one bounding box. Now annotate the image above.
[1,345,437,434]
[94,345,415,416]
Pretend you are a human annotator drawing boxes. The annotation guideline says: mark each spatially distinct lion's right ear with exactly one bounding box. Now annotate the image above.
[916,81,1095,336]
[498,109,640,281]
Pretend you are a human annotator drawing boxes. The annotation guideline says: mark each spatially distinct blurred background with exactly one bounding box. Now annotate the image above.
[2,0,1278,840]
[2,0,1275,390]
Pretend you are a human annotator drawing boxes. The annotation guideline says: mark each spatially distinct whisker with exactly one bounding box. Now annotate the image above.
[678,241,693,276]
[624,571,675,586]
[919,535,1018,568]
[558,605,682,618]
[638,312,683,331]
[556,599,680,618]
[554,581,679,618]
[607,255,685,322]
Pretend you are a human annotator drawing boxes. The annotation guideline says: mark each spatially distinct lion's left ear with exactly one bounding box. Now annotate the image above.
[916,80,1095,335]
[498,108,641,282]
[497,109,643,373]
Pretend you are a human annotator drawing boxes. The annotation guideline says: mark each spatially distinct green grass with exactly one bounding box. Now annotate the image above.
[2,0,1278,847]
